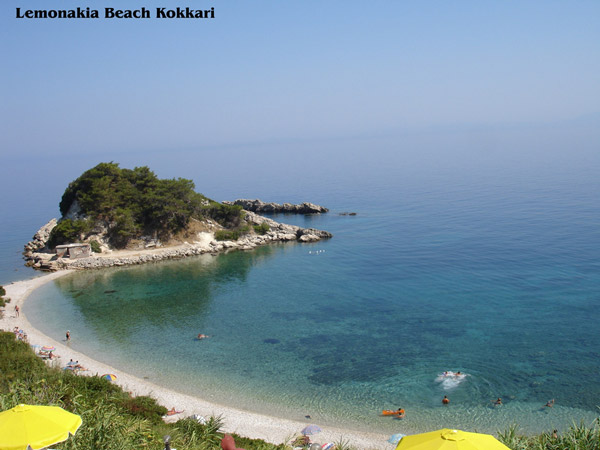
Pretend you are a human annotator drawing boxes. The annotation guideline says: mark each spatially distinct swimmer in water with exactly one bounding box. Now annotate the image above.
[442,395,450,405]
[544,399,555,408]
[494,397,502,406]
[197,334,210,339]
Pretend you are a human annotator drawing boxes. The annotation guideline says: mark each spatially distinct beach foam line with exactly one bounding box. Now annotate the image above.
[1,271,388,449]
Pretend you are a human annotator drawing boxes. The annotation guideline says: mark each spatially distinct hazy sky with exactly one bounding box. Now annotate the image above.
[1,1,599,156]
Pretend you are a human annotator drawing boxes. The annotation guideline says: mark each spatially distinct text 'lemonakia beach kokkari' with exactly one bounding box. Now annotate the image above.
[16,7,215,20]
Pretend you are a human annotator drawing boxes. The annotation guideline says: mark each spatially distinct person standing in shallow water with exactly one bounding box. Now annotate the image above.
[66,330,71,341]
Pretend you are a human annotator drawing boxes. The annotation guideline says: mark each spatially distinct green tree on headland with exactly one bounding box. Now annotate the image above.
[49,162,243,248]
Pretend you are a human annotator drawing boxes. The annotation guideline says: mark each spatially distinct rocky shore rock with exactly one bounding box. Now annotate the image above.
[23,209,332,272]
[223,199,328,214]
[23,219,57,255]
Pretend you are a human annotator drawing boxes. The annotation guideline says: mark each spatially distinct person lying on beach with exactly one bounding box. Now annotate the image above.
[64,362,87,371]
[166,407,184,416]
[38,351,59,360]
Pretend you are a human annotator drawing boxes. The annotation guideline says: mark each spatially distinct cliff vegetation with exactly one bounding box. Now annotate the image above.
[49,162,243,249]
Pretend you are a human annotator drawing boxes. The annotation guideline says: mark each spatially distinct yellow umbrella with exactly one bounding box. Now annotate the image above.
[395,428,511,450]
[0,404,82,450]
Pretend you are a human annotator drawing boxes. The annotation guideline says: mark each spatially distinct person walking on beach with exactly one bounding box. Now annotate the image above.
[66,330,71,341]
[14,305,19,317]
[442,395,450,405]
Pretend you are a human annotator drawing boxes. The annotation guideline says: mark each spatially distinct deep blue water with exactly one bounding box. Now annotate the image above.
[4,128,600,435]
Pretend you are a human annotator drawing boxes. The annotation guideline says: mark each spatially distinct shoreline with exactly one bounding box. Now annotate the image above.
[1,272,389,450]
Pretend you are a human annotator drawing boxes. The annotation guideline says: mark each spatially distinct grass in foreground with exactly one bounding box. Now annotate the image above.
[1,331,599,449]
[498,421,600,450]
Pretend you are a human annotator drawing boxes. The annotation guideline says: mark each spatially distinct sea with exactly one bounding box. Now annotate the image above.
[2,126,600,437]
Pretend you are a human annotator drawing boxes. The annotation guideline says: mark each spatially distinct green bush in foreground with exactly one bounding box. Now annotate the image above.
[0,333,46,391]
[498,421,600,450]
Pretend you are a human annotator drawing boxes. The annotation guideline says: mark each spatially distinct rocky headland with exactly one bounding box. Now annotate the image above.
[23,210,332,272]
[223,199,328,214]
[22,164,333,272]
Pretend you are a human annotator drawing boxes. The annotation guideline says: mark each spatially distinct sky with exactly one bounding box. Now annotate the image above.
[1,0,599,158]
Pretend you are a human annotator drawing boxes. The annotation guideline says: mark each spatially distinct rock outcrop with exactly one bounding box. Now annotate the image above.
[23,219,57,255]
[223,199,328,214]
[243,211,332,242]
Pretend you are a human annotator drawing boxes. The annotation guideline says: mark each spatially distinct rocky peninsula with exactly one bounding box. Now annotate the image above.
[22,163,333,272]
[24,210,332,272]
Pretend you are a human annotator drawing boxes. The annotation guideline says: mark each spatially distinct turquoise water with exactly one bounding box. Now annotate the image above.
[24,145,600,436]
